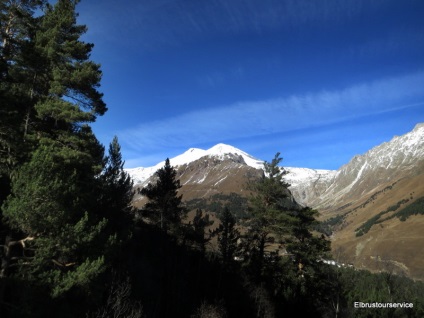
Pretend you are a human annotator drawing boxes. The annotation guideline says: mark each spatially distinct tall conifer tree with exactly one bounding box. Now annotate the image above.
[244,153,295,278]
[98,136,134,241]
[0,0,46,201]
[0,1,125,305]
[140,158,187,234]
[216,207,240,268]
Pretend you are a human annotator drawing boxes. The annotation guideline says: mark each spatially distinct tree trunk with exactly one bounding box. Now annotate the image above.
[0,235,12,278]
[0,235,34,278]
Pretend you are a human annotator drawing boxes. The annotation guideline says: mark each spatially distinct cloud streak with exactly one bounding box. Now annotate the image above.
[120,71,424,164]
[78,0,388,51]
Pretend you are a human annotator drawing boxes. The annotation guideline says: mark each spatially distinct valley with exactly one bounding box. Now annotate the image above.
[127,123,424,280]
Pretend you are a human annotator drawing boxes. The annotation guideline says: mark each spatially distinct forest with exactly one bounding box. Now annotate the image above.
[1,1,423,317]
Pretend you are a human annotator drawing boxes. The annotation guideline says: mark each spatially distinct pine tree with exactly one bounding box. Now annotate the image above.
[1,0,106,202]
[1,138,108,296]
[0,0,120,305]
[216,207,240,268]
[98,136,134,241]
[243,154,330,280]
[191,208,213,253]
[0,0,46,200]
[140,158,187,234]
[33,0,106,126]
[285,207,331,279]
[243,153,295,279]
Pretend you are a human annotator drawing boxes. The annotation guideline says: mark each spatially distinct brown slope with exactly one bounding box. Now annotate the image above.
[286,124,424,280]
[329,172,424,280]
[176,154,263,201]
[133,153,299,212]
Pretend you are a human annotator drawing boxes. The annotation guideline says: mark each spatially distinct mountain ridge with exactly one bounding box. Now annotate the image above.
[126,123,424,280]
[126,143,264,185]
[290,122,424,210]
[126,123,424,209]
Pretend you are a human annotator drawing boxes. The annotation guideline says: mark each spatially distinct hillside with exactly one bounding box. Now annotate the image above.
[284,123,424,279]
[127,124,424,279]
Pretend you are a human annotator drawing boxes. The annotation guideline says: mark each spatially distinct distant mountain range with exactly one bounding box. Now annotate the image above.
[286,123,424,211]
[126,123,424,280]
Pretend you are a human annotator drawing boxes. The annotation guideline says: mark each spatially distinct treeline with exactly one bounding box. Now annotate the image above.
[1,2,423,318]
[315,213,346,236]
[185,192,250,220]
[132,153,332,317]
[126,155,424,318]
[355,197,423,237]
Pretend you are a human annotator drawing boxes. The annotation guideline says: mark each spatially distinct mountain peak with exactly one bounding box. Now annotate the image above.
[126,143,264,184]
[413,122,424,130]
[206,143,264,170]
[289,122,424,208]
[207,143,244,155]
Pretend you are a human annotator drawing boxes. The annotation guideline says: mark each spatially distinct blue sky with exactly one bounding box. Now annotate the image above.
[76,0,424,170]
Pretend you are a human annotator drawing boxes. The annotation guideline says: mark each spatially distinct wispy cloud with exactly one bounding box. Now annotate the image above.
[119,71,424,166]
[78,0,387,51]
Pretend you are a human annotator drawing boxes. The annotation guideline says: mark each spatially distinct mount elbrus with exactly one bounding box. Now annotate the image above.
[126,123,424,280]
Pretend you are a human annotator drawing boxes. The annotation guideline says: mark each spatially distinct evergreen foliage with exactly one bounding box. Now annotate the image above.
[315,213,346,236]
[182,208,214,253]
[285,207,331,279]
[0,0,46,195]
[242,153,297,279]
[355,198,412,236]
[185,192,249,220]
[98,136,134,241]
[0,1,133,315]
[395,196,424,221]
[215,207,240,269]
[235,153,333,316]
[1,119,111,301]
[191,208,214,253]
[139,158,187,234]
[1,2,423,317]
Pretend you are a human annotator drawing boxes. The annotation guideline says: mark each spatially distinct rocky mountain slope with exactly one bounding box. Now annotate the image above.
[285,123,424,279]
[126,143,264,186]
[126,123,424,279]
[288,123,424,213]
[127,143,265,208]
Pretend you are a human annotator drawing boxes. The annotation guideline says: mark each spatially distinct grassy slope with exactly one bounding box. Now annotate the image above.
[330,173,424,280]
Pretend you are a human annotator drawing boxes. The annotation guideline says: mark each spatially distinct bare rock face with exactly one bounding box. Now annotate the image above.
[175,154,263,201]
[283,168,337,207]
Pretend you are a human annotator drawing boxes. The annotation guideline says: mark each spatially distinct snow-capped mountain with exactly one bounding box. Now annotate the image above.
[126,142,302,211]
[126,123,424,209]
[283,167,337,204]
[126,143,264,185]
[290,123,424,210]
[125,142,339,196]
[126,124,424,279]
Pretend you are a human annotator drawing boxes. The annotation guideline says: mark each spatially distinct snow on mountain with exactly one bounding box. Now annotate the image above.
[292,123,424,208]
[126,123,424,207]
[284,167,337,187]
[125,143,264,185]
[124,124,424,281]
[356,122,424,171]
[330,123,424,193]
[206,144,264,169]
